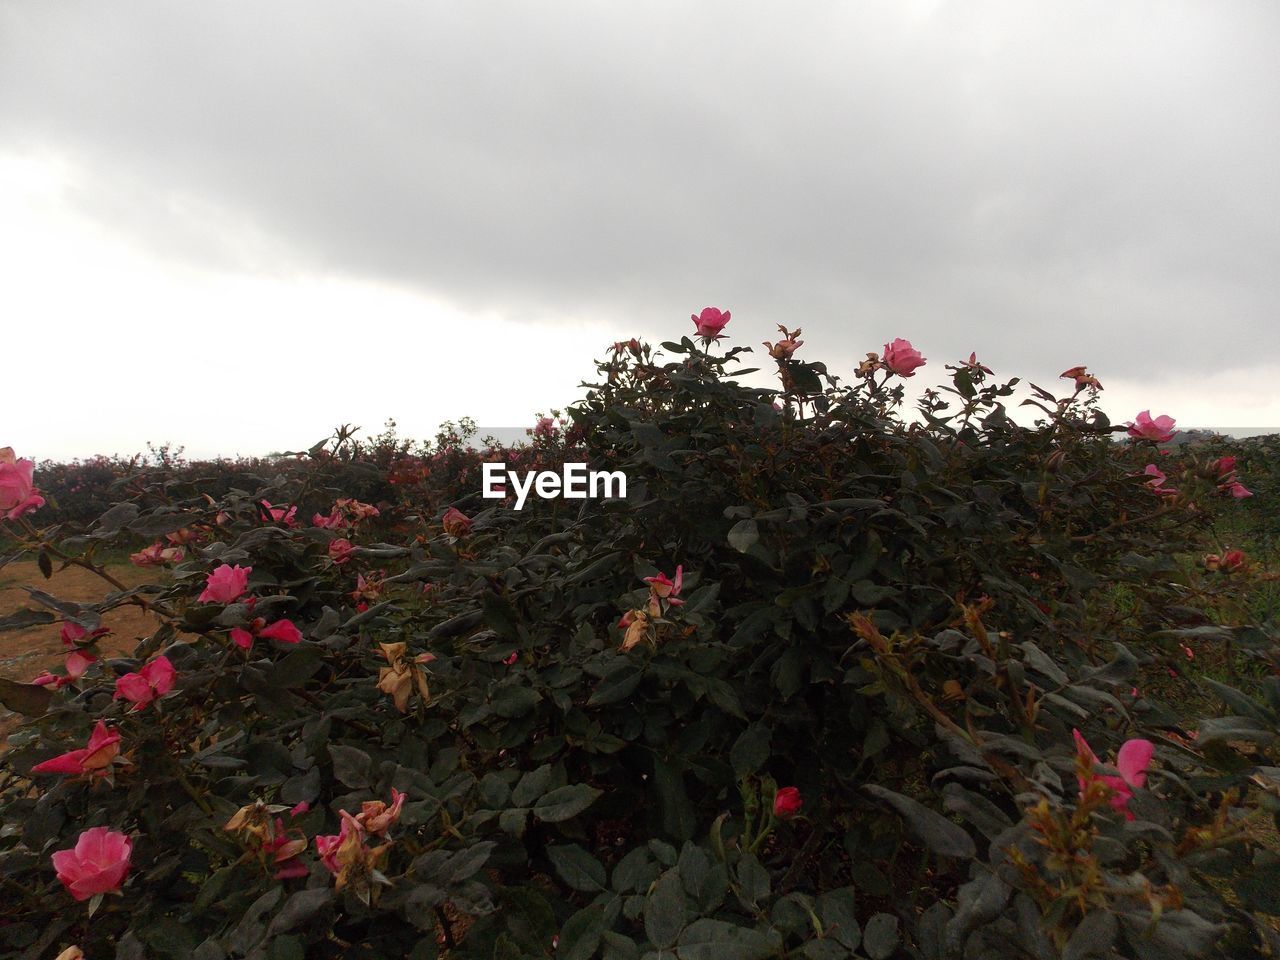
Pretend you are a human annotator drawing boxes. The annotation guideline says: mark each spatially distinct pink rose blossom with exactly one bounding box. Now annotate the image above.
[198,564,252,604]
[32,721,121,778]
[1126,411,1177,443]
[1142,464,1177,497]
[64,649,97,681]
[329,538,355,565]
[1072,729,1155,820]
[1225,480,1252,499]
[130,542,184,566]
[114,655,176,709]
[0,447,46,520]
[51,827,132,901]
[644,566,684,601]
[357,788,405,836]
[261,501,297,526]
[881,338,926,377]
[258,619,303,645]
[442,506,472,538]
[691,306,731,340]
[313,508,345,529]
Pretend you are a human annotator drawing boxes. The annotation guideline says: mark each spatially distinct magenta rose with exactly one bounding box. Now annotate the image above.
[691,306,731,340]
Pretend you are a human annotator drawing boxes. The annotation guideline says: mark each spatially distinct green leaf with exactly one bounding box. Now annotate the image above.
[730,724,772,778]
[1198,716,1277,746]
[863,785,975,859]
[512,764,553,806]
[643,869,686,949]
[533,784,602,823]
[560,905,607,960]
[728,519,760,553]
[0,677,53,716]
[817,887,861,951]
[547,843,607,893]
[328,744,372,788]
[588,664,644,706]
[490,683,540,718]
[862,913,899,960]
[0,608,56,633]
[1063,909,1118,960]
[266,888,333,935]
[675,919,781,960]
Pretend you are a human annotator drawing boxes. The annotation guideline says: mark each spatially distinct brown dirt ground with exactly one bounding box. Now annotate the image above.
[0,559,162,739]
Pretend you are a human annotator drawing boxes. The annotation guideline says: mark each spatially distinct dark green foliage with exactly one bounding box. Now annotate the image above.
[1,339,1277,958]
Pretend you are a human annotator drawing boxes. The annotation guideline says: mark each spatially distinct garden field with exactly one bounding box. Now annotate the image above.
[2,325,1280,960]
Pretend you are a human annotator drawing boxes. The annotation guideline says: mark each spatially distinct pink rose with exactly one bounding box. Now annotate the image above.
[32,721,121,778]
[1126,411,1177,443]
[64,649,98,681]
[881,338,926,377]
[1072,729,1155,820]
[643,566,684,601]
[691,306,731,340]
[329,538,355,565]
[0,447,46,520]
[442,506,472,538]
[114,655,176,709]
[313,508,345,529]
[357,787,406,836]
[198,564,252,604]
[51,826,132,901]
[1142,464,1177,497]
[130,542,184,566]
[258,619,303,645]
[773,786,803,820]
[261,501,297,526]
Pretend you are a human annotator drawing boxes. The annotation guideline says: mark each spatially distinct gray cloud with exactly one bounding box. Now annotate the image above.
[2,0,1278,378]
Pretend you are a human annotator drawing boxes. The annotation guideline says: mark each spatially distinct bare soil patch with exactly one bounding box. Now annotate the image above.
[1,560,160,738]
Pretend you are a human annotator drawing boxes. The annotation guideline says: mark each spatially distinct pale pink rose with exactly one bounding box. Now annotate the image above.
[881,338,926,377]
[328,538,355,565]
[130,542,184,566]
[0,447,46,520]
[691,306,731,339]
[1072,729,1155,820]
[32,721,121,777]
[1142,464,1176,497]
[114,655,176,709]
[258,619,303,644]
[198,564,252,603]
[1225,480,1252,498]
[1126,410,1177,443]
[51,826,132,901]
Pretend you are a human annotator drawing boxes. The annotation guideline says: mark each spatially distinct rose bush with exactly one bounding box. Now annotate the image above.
[0,319,1277,959]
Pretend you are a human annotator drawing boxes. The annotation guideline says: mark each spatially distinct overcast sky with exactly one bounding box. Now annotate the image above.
[3,1,1278,461]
